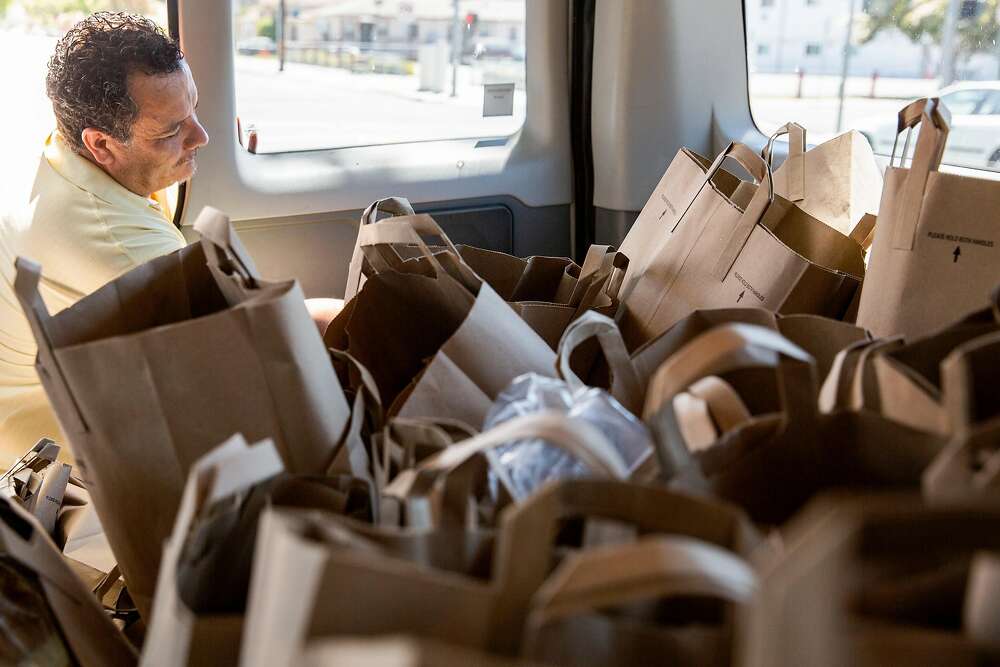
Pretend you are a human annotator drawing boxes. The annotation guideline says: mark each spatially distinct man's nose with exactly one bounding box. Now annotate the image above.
[185,114,210,150]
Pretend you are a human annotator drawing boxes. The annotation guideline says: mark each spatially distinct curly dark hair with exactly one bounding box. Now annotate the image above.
[46,12,183,152]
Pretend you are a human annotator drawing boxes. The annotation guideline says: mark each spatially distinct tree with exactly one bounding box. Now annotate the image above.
[861,0,1000,59]
[257,14,275,40]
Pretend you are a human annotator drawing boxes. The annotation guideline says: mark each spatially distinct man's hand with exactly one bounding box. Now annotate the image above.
[305,298,345,337]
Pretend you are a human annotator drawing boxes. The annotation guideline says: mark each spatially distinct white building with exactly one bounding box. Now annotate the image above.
[746,0,999,79]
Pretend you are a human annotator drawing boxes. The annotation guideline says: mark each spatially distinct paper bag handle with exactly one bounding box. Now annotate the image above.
[686,376,753,433]
[361,198,462,263]
[673,142,770,233]
[385,411,629,508]
[889,98,951,251]
[345,201,476,301]
[762,122,806,202]
[642,324,816,480]
[360,196,416,225]
[924,330,1000,500]
[673,376,754,454]
[556,311,643,415]
[194,206,261,289]
[527,535,756,624]
[326,348,381,518]
[490,478,756,653]
[643,323,814,420]
[376,417,473,494]
[382,412,630,529]
[709,145,776,280]
[12,258,88,434]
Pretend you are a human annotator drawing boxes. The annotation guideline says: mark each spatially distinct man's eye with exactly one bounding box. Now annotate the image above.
[160,129,180,140]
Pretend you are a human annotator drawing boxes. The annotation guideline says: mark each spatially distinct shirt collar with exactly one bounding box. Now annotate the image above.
[43,132,165,217]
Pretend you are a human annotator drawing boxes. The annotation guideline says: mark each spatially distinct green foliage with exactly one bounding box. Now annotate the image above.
[256,14,275,40]
[861,0,1000,56]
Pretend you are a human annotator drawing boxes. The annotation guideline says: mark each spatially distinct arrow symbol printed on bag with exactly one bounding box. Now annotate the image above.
[737,290,745,303]
[954,246,961,263]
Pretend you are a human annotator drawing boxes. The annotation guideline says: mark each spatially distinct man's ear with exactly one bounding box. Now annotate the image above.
[80,128,118,167]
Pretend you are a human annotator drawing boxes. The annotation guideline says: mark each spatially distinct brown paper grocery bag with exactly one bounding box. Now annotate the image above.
[642,324,944,525]
[740,494,1000,667]
[328,213,556,429]
[617,142,865,349]
[523,535,757,667]
[0,498,137,666]
[858,98,1000,339]
[768,123,883,237]
[14,206,351,616]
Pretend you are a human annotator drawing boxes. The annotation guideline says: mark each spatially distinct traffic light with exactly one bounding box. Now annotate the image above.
[465,12,478,30]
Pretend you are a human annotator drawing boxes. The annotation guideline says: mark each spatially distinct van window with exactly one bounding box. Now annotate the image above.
[746,0,1000,172]
[233,0,528,154]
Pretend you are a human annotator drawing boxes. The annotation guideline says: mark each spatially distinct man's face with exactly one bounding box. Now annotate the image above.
[89,60,209,197]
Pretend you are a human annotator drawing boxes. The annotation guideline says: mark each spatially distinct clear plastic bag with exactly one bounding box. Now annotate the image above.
[484,373,653,500]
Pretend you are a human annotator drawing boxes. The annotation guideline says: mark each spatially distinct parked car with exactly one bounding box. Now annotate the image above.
[237,36,276,56]
[854,81,1000,171]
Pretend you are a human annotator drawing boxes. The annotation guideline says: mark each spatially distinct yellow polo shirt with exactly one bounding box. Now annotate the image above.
[0,132,186,461]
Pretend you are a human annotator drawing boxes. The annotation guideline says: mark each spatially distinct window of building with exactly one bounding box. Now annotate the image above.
[757,43,770,56]
[234,0,528,154]
[746,0,1000,172]
[762,0,775,8]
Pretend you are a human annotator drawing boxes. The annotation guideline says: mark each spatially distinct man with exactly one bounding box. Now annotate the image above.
[0,13,335,458]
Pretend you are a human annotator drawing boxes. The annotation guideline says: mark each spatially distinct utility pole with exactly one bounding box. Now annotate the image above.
[835,0,857,133]
[939,0,961,86]
[278,0,287,72]
[450,0,460,97]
